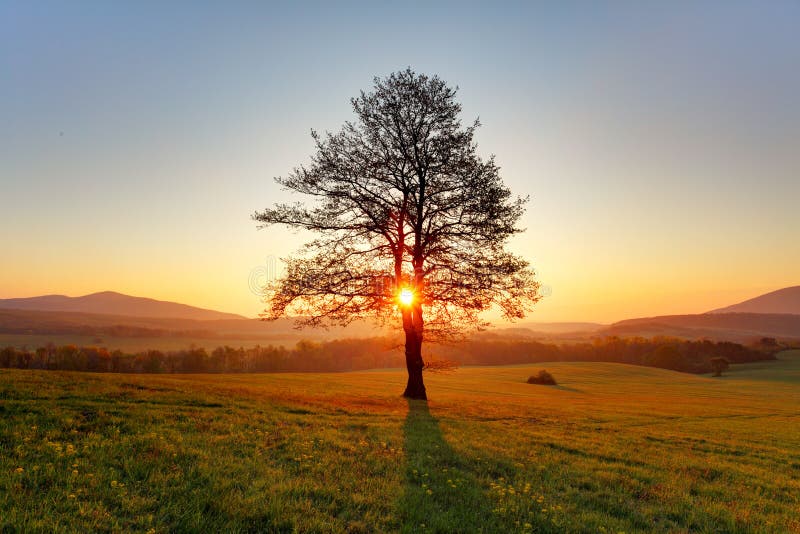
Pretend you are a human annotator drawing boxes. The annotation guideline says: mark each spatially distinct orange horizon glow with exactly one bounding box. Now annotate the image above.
[1,279,795,326]
[2,4,797,326]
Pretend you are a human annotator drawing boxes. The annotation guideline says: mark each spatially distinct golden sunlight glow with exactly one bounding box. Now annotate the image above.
[399,288,414,306]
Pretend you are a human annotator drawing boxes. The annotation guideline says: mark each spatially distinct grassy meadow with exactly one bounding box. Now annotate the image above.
[1,351,799,533]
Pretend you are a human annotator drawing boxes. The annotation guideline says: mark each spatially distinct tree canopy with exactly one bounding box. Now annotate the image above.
[254,69,540,398]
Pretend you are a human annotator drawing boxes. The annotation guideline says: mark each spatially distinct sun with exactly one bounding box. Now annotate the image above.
[398,288,414,306]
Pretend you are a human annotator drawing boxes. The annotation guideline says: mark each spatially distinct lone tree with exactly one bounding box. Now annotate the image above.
[254,69,539,399]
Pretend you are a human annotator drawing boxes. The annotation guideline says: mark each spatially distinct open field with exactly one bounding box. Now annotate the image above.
[2,352,799,533]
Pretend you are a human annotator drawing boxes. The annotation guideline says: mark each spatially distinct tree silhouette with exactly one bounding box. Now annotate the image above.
[254,69,540,399]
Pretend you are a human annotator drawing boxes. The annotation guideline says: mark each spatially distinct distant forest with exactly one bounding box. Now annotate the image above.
[0,336,783,375]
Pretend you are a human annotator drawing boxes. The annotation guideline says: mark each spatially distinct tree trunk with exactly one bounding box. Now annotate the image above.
[402,309,427,400]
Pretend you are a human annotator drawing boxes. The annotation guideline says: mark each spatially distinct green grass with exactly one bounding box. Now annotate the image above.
[2,351,799,533]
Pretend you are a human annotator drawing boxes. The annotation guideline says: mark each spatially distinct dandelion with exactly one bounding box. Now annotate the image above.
[426,489,433,495]
[72,470,78,476]
[15,467,24,473]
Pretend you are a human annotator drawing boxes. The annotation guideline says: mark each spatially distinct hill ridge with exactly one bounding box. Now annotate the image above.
[708,286,800,315]
[0,291,246,321]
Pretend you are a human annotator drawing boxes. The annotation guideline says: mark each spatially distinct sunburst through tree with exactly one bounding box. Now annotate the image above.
[254,69,540,399]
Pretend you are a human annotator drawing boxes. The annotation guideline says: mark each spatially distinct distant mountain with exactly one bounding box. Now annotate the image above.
[3,288,800,350]
[512,321,605,334]
[709,286,800,315]
[603,312,800,342]
[0,292,245,321]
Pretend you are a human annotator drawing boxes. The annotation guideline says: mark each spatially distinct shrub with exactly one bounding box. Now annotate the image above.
[710,357,730,377]
[527,369,557,385]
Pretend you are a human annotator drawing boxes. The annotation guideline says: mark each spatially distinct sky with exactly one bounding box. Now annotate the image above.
[1,1,798,323]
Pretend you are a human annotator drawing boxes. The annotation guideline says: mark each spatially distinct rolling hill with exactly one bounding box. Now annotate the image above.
[0,291,245,321]
[2,287,799,349]
[511,321,605,334]
[603,312,800,342]
[708,285,800,315]
[595,286,800,341]
[0,307,391,351]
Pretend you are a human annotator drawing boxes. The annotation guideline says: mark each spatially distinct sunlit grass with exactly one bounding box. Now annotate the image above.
[2,351,799,532]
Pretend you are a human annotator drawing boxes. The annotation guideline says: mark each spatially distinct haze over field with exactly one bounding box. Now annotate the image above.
[2,1,799,323]
[1,288,798,353]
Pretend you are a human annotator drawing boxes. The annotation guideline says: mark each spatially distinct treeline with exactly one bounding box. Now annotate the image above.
[0,336,781,375]
[435,336,780,374]
[0,338,402,374]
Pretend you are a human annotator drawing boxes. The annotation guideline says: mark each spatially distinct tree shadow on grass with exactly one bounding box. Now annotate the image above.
[399,400,503,533]
[552,385,582,393]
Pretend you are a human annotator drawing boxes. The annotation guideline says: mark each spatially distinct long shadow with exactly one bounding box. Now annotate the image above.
[552,385,583,393]
[399,400,503,533]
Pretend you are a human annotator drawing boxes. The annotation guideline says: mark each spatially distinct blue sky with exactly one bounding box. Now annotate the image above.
[1,1,798,322]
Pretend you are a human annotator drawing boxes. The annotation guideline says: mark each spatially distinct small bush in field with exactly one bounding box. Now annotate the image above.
[710,357,730,377]
[527,370,557,385]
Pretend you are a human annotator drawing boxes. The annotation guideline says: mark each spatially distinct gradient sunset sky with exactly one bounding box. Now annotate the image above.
[2,1,798,323]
